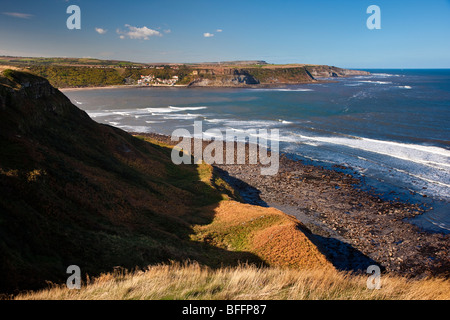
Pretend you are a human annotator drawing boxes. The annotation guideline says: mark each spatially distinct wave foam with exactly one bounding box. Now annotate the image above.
[253,88,314,92]
[344,83,363,87]
[223,120,281,128]
[169,106,208,111]
[294,134,450,171]
[163,114,202,120]
[358,81,393,85]
[371,73,401,77]
[116,125,152,133]
[141,106,207,114]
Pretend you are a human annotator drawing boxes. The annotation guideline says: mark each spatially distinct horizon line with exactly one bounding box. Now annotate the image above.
[1,55,450,69]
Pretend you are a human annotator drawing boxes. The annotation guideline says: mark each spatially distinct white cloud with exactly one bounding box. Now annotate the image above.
[203,32,214,38]
[117,24,162,40]
[2,12,33,19]
[163,29,171,34]
[216,29,223,32]
[95,27,107,34]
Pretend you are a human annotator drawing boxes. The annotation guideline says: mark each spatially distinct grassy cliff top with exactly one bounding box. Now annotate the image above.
[15,262,450,300]
[0,70,331,294]
[2,70,448,300]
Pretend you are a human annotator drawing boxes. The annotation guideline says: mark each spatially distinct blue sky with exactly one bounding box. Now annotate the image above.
[1,0,449,68]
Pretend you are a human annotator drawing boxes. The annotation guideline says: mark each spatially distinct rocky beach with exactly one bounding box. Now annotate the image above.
[140,132,450,278]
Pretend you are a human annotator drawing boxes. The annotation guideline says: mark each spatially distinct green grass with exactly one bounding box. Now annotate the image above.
[1,70,263,293]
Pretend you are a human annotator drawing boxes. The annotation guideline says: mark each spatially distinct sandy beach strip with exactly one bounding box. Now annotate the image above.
[59,84,189,92]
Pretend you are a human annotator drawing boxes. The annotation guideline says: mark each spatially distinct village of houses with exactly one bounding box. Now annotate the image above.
[133,64,181,86]
[137,73,179,86]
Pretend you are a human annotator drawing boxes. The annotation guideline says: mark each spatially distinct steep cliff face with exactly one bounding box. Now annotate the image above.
[0,70,332,293]
[187,65,369,86]
[0,70,229,292]
[188,69,260,87]
[0,70,92,134]
[305,65,370,78]
[247,67,315,84]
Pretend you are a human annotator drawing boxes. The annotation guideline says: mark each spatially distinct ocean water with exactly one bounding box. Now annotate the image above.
[64,69,450,234]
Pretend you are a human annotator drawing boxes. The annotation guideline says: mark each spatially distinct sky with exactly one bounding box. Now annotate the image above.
[0,0,449,68]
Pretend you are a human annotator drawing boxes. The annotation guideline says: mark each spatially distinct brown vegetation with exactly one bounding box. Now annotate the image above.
[15,262,450,300]
[2,70,448,300]
[0,70,330,295]
[194,201,332,269]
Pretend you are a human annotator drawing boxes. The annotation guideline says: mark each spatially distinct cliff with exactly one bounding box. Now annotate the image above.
[0,70,331,293]
[1,57,370,88]
[188,69,260,87]
[0,69,226,292]
[305,65,370,78]
[186,65,369,87]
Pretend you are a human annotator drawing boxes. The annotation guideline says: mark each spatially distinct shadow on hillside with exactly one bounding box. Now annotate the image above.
[0,129,269,295]
[86,136,270,277]
[212,164,381,274]
[86,136,272,283]
[213,167,268,207]
[305,233,382,273]
[1,124,374,295]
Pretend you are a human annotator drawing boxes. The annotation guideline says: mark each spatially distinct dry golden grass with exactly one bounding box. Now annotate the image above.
[0,65,20,72]
[15,262,450,300]
[194,201,332,270]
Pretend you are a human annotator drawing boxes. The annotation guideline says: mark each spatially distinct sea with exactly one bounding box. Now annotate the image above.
[63,69,450,234]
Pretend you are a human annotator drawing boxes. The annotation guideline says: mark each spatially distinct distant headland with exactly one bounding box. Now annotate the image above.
[0,56,370,89]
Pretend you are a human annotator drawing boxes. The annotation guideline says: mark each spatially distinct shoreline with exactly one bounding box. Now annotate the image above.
[134,131,449,278]
[58,81,335,92]
[60,84,190,91]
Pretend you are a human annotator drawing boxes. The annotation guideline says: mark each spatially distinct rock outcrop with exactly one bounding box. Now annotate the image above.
[188,70,260,87]
[305,65,370,78]
[186,65,369,87]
